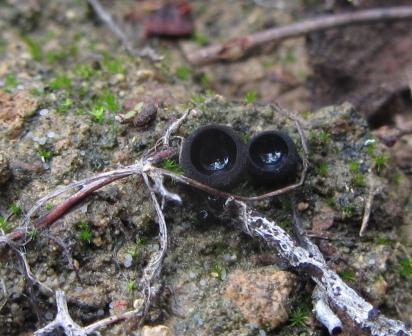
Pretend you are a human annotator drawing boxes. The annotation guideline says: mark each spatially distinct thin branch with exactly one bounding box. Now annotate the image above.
[229,199,411,336]
[186,6,412,65]
[87,0,162,61]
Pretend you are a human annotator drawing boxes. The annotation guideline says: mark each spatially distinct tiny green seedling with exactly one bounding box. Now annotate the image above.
[78,222,92,243]
[211,264,227,281]
[4,74,18,92]
[39,150,52,163]
[49,74,72,91]
[339,268,356,282]
[244,90,257,104]
[28,228,39,240]
[127,280,136,291]
[176,66,191,81]
[349,160,365,188]
[317,162,328,177]
[10,203,22,216]
[90,106,105,123]
[0,216,10,233]
[22,36,43,61]
[161,159,183,174]
[373,154,388,174]
[399,258,412,278]
[57,97,73,113]
[289,306,309,328]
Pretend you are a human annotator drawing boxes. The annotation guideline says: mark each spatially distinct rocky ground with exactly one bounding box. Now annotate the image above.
[0,0,411,335]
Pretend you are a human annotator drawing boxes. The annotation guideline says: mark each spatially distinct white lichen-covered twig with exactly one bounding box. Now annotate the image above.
[227,198,411,336]
[313,286,343,335]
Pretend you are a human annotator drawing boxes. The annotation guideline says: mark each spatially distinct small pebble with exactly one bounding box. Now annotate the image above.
[39,108,49,116]
[124,254,133,268]
[45,312,54,320]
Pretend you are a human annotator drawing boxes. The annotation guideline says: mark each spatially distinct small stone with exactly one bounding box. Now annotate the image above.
[124,254,133,268]
[224,267,296,330]
[142,325,172,336]
[38,108,49,116]
[312,203,335,232]
[133,103,157,127]
[297,202,309,212]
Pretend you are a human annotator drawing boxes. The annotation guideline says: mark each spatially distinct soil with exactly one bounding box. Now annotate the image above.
[0,0,411,335]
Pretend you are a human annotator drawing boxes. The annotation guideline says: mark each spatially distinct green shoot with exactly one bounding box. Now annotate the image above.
[161,159,183,174]
[90,106,105,123]
[39,150,52,162]
[21,36,43,61]
[28,228,39,240]
[211,264,227,281]
[56,97,73,113]
[317,162,328,177]
[127,281,136,291]
[73,63,95,80]
[78,222,92,243]
[49,74,72,91]
[176,66,191,80]
[0,216,10,233]
[10,203,22,216]
[399,258,412,278]
[244,90,257,104]
[192,31,209,46]
[373,154,388,174]
[4,74,18,92]
[289,306,309,327]
[339,268,356,282]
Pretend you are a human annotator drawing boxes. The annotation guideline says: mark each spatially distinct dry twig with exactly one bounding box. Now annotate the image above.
[87,0,162,61]
[186,6,412,65]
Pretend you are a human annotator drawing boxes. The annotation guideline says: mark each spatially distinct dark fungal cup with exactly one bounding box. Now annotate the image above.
[180,124,247,190]
[247,130,299,187]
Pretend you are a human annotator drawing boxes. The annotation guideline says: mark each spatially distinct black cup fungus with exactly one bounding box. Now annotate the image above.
[247,130,299,187]
[180,124,247,190]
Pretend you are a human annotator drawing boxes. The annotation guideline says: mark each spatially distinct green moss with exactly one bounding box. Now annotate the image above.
[38,149,52,162]
[176,66,191,80]
[399,258,412,278]
[21,36,43,61]
[30,87,43,97]
[73,63,96,80]
[99,90,118,113]
[190,95,206,105]
[211,264,227,281]
[373,154,388,174]
[339,268,356,282]
[56,97,73,113]
[0,216,10,234]
[242,132,250,144]
[127,280,136,291]
[324,195,335,208]
[102,56,125,74]
[45,45,78,64]
[192,31,209,46]
[90,105,105,123]
[28,228,39,240]
[309,129,330,146]
[289,306,309,327]
[78,222,92,243]
[316,162,328,177]
[244,90,257,104]
[9,203,22,216]
[4,73,18,92]
[49,74,72,91]
[349,160,365,188]
[161,159,183,174]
